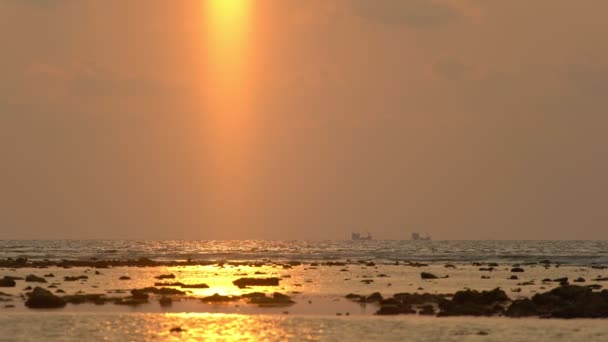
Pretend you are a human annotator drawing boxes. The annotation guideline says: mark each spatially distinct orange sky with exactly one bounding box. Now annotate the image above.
[1,0,608,239]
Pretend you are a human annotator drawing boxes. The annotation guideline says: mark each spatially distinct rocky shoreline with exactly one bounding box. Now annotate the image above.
[349,284,608,318]
[1,258,607,318]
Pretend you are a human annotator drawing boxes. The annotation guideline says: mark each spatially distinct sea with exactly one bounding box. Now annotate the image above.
[1,240,607,266]
[1,240,607,341]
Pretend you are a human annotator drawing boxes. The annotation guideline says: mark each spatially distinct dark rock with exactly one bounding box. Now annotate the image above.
[593,277,608,282]
[181,283,209,289]
[444,264,456,269]
[25,275,47,283]
[249,292,295,306]
[509,275,519,280]
[64,276,88,282]
[345,293,363,301]
[115,298,148,306]
[418,304,436,315]
[506,285,608,318]
[481,276,491,279]
[376,304,415,315]
[44,274,54,278]
[511,268,525,273]
[405,262,428,267]
[0,277,16,287]
[393,292,450,305]
[131,291,150,300]
[360,279,374,284]
[488,263,499,267]
[233,277,280,288]
[360,292,383,303]
[155,274,176,280]
[420,272,438,279]
[241,292,267,299]
[479,267,494,272]
[573,277,586,283]
[170,327,185,333]
[119,276,131,280]
[25,287,67,309]
[201,293,238,302]
[159,296,172,307]
[132,287,185,296]
[154,282,185,287]
[63,294,108,305]
[438,288,508,317]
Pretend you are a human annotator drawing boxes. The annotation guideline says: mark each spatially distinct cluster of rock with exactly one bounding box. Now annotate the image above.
[506,285,608,318]
[233,277,280,288]
[348,285,608,318]
[201,292,294,306]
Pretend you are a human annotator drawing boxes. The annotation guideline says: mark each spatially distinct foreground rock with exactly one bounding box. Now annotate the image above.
[248,293,295,306]
[131,287,185,297]
[201,293,239,302]
[155,274,176,280]
[25,274,47,283]
[0,277,16,287]
[439,288,508,316]
[420,272,438,279]
[233,277,280,288]
[506,285,608,318]
[350,292,450,316]
[25,287,66,309]
[154,282,209,289]
[63,294,112,305]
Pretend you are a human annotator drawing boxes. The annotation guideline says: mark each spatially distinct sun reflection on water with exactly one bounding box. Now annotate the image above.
[158,313,290,341]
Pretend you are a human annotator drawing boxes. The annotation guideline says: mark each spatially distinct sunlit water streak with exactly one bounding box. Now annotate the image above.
[1,240,607,265]
[0,313,606,341]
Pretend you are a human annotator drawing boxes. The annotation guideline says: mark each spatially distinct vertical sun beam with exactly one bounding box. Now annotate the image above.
[204,0,254,230]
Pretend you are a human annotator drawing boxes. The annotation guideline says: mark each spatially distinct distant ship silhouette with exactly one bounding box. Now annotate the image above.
[351,232,372,241]
[411,232,431,241]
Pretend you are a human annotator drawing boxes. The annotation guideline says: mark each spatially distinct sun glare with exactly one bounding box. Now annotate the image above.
[203,0,255,229]
[206,0,251,95]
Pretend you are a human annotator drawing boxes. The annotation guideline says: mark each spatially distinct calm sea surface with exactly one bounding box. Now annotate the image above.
[1,240,606,265]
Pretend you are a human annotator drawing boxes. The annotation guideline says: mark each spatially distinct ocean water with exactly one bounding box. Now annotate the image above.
[1,313,607,342]
[1,240,608,341]
[1,240,607,265]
